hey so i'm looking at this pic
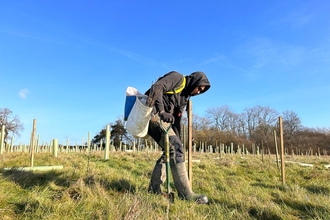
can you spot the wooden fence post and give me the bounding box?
[274,130,280,170]
[30,119,36,167]
[182,124,186,161]
[104,124,110,160]
[187,100,193,187]
[0,125,5,154]
[36,135,39,153]
[279,117,285,185]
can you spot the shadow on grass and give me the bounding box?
[250,182,286,191]
[1,169,69,189]
[82,174,136,194]
[98,177,137,194]
[209,198,283,220]
[1,169,136,195]
[304,185,330,195]
[272,197,330,219]
[13,200,41,215]
[248,207,283,220]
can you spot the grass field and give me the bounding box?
[0,151,329,220]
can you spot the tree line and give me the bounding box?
[1,106,329,155]
[190,105,330,155]
[91,105,329,155]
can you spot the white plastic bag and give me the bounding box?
[126,94,152,138]
[126,86,142,96]
[124,87,147,121]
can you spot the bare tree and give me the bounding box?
[242,106,278,143]
[0,108,24,142]
[257,106,279,140]
[227,112,244,135]
[282,110,302,143]
[192,113,212,131]
[206,105,232,131]
[237,113,248,137]
[242,106,261,139]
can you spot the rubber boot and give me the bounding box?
[170,161,208,204]
[148,162,166,194]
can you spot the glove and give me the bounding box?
[159,112,175,124]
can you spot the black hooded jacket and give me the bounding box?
[145,71,211,136]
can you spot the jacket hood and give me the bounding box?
[185,71,211,96]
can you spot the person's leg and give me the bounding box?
[168,135,209,204]
[147,116,208,203]
[148,155,166,194]
[147,117,169,194]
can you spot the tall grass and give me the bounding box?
[0,152,329,219]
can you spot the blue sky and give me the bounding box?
[1,1,329,145]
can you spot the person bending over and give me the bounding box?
[145,71,211,204]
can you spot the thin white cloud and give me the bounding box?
[199,55,226,66]
[234,37,306,71]
[0,29,170,70]
[280,8,313,28]
[107,46,163,68]
[19,88,29,99]
[0,29,79,48]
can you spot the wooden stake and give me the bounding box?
[30,119,36,167]
[274,130,280,170]
[104,124,110,160]
[0,125,5,154]
[182,124,186,161]
[187,100,193,187]
[279,117,285,185]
